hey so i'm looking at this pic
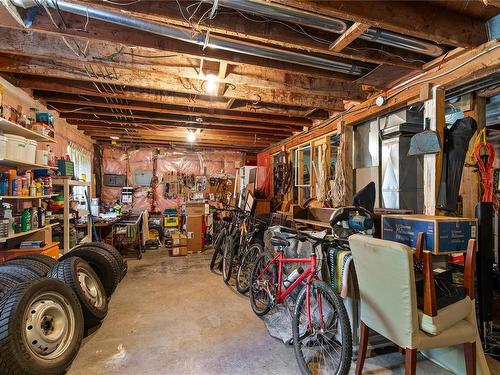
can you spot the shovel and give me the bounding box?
[408,117,441,156]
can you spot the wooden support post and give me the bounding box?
[459,94,486,218]
[423,86,445,215]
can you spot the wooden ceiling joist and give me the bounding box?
[329,23,371,52]
[59,109,298,132]
[91,137,263,152]
[9,76,308,117]
[0,9,360,81]
[74,0,427,69]
[35,92,310,127]
[0,54,348,110]
[0,26,367,97]
[268,0,487,47]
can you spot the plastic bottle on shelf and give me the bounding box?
[35,179,43,197]
[2,203,14,236]
[21,175,28,196]
[21,208,31,232]
[0,172,8,196]
[29,180,36,197]
[7,169,16,196]
[11,177,18,196]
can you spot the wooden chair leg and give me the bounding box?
[404,348,417,375]
[356,321,369,375]
[464,342,476,375]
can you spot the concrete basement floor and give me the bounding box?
[67,248,499,375]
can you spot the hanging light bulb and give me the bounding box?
[187,130,196,143]
[205,73,218,94]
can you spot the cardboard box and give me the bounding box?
[186,215,204,252]
[382,214,477,254]
[171,232,187,246]
[169,246,187,257]
[185,202,208,216]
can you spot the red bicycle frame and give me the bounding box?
[257,250,323,330]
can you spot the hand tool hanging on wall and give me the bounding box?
[408,117,442,156]
[473,128,495,202]
[436,117,477,212]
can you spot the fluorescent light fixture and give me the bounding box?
[187,130,196,143]
[110,135,120,140]
[205,73,218,94]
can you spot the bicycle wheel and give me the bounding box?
[292,280,352,375]
[236,242,263,294]
[249,252,276,316]
[210,230,225,271]
[222,236,236,283]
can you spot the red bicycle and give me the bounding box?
[249,228,352,375]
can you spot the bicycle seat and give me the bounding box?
[271,237,290,248]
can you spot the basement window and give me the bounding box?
[67,143,92,205]
[295,145,311,203]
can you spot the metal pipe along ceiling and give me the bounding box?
[11,0,371,76]
[209,0,444,57]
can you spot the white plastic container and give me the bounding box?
[0,134,6,160]
[5,134,27,161]
[35,149,49,165]
[25,139,37,164]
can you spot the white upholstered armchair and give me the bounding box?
[348,234,478,375]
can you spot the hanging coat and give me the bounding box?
[436,117,478,212]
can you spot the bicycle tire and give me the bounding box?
[292,280,352,375]
[236,242,263,294]
[249,252,276,317]
[209,230,225,271]
[222,236,236,284]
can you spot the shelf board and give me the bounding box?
[0,194,57,200]
[0,157,57,170]
[0,223,58,242]
[0,117,55,143]
[52,179,91,187]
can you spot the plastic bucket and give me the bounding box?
[5,134,27,161]
[35,149,49,165]
[0,134,6,160]
[26,139,38,163]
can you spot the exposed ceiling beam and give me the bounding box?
[9,75,308,117]
[0,54,348,109]
[268,0,487,47]
[74,0,426,69]
[4,10,363,80]
[92,137,264,151]
[36,93,310,127]
[329,23,370,52]
[57,108,298,132]
[0,27,365,97]
[63,115,298,135]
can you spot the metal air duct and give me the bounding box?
[11,0,370,76]
[206,0,444,57]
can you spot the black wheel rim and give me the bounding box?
[295,285,347,375]
[250,256,274,314]
[237,245,261,292]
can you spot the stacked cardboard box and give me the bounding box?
[184,202,207,253]
[165,231,187,257]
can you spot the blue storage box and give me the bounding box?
[382,215,477,254]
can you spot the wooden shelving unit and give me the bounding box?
[0,157,57,170]
[0,194,57,200]
[0,223,58,242]
[0,117,55,143]
[52,179,92,253]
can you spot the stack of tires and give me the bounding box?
[0,242,127,374]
